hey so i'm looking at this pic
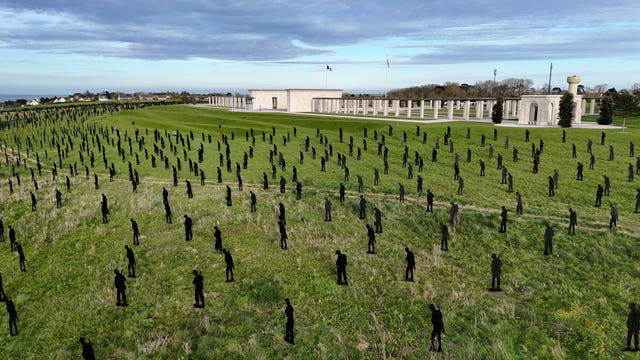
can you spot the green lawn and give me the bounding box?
[0,105,639,359]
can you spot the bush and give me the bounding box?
[558,93,574,128]
[491,100,503,124]
[598,96,614,125]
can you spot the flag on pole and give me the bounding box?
[386,59,390,68]
[326,65,332,71]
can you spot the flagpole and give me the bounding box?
[325,67,328,89]
[384,55,389,100]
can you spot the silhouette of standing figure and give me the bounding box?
[440,224,449,251]
[278,202,286,225]
[366,224,376,254]
[79,337,95,360]
[16,242,25,272]
[339,183,346,203]
[226,185,232,206]
[610,203,618,229]
[94,174,99,190]
[0,272,5,301]
[131,219,140,245]
[125,245,136,277]
[280,176,286,193]
[374,207,382,233]
[595,184,603,207]
[184,215,193,241]
[626,303,640,351]
[279,220,288,250]
[490,253,502,291]
[568,208,577,235]
[250,191,257,212]
[515,192,523,215]
[101,194,109,223]
[324,197,332,221]
[0,218,4,243]
[9,225,16,252]
[429,304,445,352]
[284,298,295,344]
[499,206,507,233]
[548,176,555,197]
[404,247,415,281]
[359,196,366,219]
[214,226,223,252]
[186,180,193,199]
[336,250,348,285]
[6,297,18,336]
[192,270,205,308]
[223,249,234,282]
[543,223,554,255]
[426,190,434,212]
[635,188,640,213]
[31,192,37,211]
[55,189,62,208]
[114,269,127,306]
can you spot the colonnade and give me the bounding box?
[311,98,523,120]
[208,96,245,109]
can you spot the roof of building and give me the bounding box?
[248,89,343,92]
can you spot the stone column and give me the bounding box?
[407,100,412,118]
[512,101,518,117]
[447,100,454,120]
[455,100,460,110]
[590,99,595,115]
[353,100,358,114]
[463,100,470,120]
[383,100,389,116]
[476,100,484,119]
[429,100,433,109]
[394,100,400,117]
[363,99,369,115]
[433,100,440,119]
[581,99,587,114]
[504,100,511,119]
[420,100,425,118]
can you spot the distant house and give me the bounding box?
[78,97,91,102]
[53,97,67,103]
[27,98,40,106]
[142,93,171,101]
[118,94,134,101]
[98,95,109,102]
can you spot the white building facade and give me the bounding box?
[248,89,342,113]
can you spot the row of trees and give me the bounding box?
[386,79,536,99]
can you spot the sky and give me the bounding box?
[0,0,639,95]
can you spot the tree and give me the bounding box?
[558,93,574,127]
[598,96,614,125]
[491,100,503,124]
[615,90,639,126]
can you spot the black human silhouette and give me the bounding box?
[595,184,604,207]
[55,189,62,208]
[284,298,295,344]
[490,253,502,291]
[226,185,232,206]
[366,224,376,254]
[9,225,16,252]
[449,202,459,227]
[429,304,445,352]
[79,337,95,360]
[515,192,523,215]
[339,183,346,203]
[548,176,555,197]
[295,181,302,200]
[184,215,193,241]
[94,174,99,189]
[610,203,618,229]
[164,200,172,224]
[192,270,205,308]
[223,249,234,282]
[576,162,583,181]
[543,223,554,255]
[186,180,193,198]
[250,191,257,212]
[0,218,4,242]
[440,224,449,251]
[30,191,37,211]
[359,195,366,219]
[280,176,286,193]
[324,197,332,221]
[6,297,18,336]
[568,208,577,235]
[335,250,348,285]
[604,176,611,196]
[131,219,140,245]
[125,245,136,277]
[279,220,288,250]
[0,272,5,301]
[627,303,640,351]
[100,194,109,223]
[426,190,434,212]
[399,183,405,202]
[499,206,507,233]
[278,202,286,225]
[374,207,382,233]
[404,247,415,281]
[635,188,640,213]
[16,242,25,272]
[114,269,127,306]
[214,226,223,252]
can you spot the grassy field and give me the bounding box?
[1,105,640,359]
